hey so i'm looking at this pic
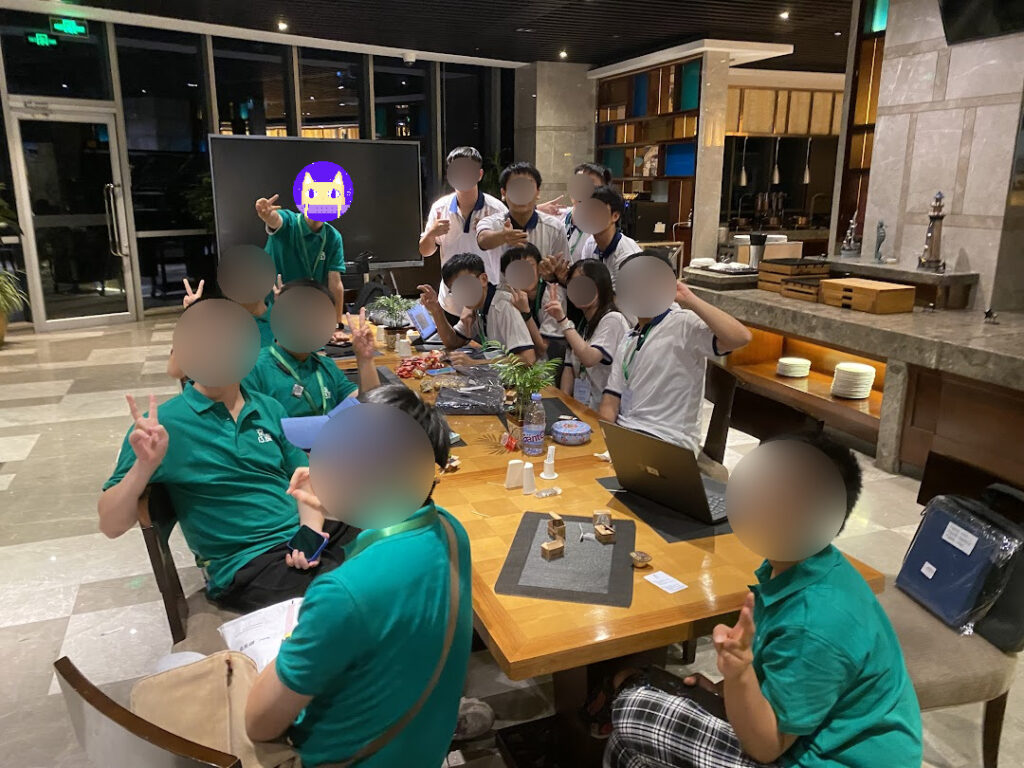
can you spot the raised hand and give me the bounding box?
[430,209,451,238]
[713,592,756,681]
[271,273,284,298]
[552,254,570,284]
[510,287,530,314]
[544,282,564,320]
[126,393,168,469]
[537,195,564,216]
[502,219,528,246]
[417,283,442,316]
[675,279,697,309]
[182,278,204,309]
[255,194,282,225]
[347,308,376,360]
[538,255,556,281]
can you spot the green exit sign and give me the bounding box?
[50,17,89,36]
[26,32,58,47]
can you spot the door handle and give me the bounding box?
[103,183,118,258]
[105,182,129,258]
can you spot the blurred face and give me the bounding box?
[616,255,676,320]
[166,348,184,380]
[447,158,483,192]
[726,441,848,562]
[573,198,615,235]
[270,285,335,354]
[218,245,276,305]
[448,271,488,309]
[569,172,602,205]
[172,299,260,387]
[505,258,538,290]
[504,174,539,208]
[567,272,598,311]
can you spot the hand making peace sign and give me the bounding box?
[181,278,204,309]
[254,193,282,225]
[347,308,376,361]
[125,393,168,469]
[543,282,564,320]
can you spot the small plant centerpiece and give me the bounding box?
[368,294,416,351]
[0,269,28,347]
[483,341,561,422]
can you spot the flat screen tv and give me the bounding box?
[940,0,1024,45]
[209,135,423,268]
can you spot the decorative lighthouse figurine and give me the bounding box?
[839,212,861,259]
[918,192,946,272]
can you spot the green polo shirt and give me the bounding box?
[102,385,307,597]
[242,344,357,417]
[751,545,922,767]
[254,308,274,347]
[264,209,345,286]
[276,504,473,768]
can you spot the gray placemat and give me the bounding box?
[597,476,732,543]
[494,512,636,607]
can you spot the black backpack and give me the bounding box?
[975,484,1024,652]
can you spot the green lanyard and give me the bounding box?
[270,346,328,415]
[344,506,440,561]
[302,226,328,279]
[533,279,546,321]
[621,323,656,382]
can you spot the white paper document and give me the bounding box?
[217,597,303,672]
[644,570,688,594]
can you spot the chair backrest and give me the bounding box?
[729,384,824,442]
[54,657,240,768]
[144,483,178,545]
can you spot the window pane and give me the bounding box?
[0,10,111,99]
[136,233,216,309]
[442,63,487,156]
[116,25,209,231]
[299,49,362,139]
[374,56,433,211]
[213,38,291,136]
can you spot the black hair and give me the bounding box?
[566,259,618,340]
[591,185,625,219]
[574,162,612,185]
[446,146,483,166]
[363,384,451,469]
[499,161,542,190]
[277,278,335,305]
[767,432,864,524]
[440,252,486,285]
[620,248,673,270]
[500,242,542,274]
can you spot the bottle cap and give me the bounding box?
[532,393,541,401]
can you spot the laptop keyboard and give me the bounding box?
[706,493,728,521]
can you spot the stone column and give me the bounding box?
[514,62,596,200]
[876,359,909,473]
[691,52,730,261]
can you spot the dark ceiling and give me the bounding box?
[81,1,855,72]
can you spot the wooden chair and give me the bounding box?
[880,451,1021,767]
[702,362,824,464]
[139,484,190,644]
[54,656,241,768]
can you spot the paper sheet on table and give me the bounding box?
[217,597,303,672]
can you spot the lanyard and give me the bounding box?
[533,278,545,321]
[621,323,656,382]
[302,226,328,278]
[344,506,440,561]
[270,347,328,414]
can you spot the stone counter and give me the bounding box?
[692,287,1024,392]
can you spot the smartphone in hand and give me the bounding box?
[287,525,329,563]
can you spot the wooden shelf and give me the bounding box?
[596,108,699,127]
[727,361,882,442]
[598,137,697,150]
[613,174,696,181]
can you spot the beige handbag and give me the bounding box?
[131,651,300,768]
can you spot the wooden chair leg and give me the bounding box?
[679,639,697,665]
[983,691,1009,768]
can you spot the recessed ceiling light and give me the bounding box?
[277,20,288,31]
[515,27,535,33]
[559,50,568,59]
[834,30,843,36]
[141,89,147,94]
[309,95,314,100]
[401,80,407,85]
[779,10,790,20]
[187,81,198,87]
[337,85,345,89]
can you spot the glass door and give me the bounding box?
[11,111,137,328]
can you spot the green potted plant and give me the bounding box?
[183,173,215,234]
[483,341,562,422]
[0,269,28,347]
[368,294,416,350]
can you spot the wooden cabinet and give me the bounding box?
[725,86,843,137]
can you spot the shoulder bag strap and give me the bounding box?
[321,514,461,768]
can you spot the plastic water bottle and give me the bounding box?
[521,393,546,457]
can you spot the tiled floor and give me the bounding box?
[0,318,1019,768]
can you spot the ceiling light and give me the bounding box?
[187,82,198,87]
[515,27,535,33]
[277,20,288,31]
[338,102,345,106]
[141,89,147,94]
[337,85,345,89]
[61,83,68,89]
[834,30,843,36]
[401,80,407,85]
[779,11,790,20]
[559,50,568,59]
[335,70,342,76]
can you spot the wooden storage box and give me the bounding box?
[781,276,822,302]
[758,258,831,277]
[820,278,916,314]
[736,241,804,264]
[757,271,784,293]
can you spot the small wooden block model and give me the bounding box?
[547,511,566,539]
[595,523,616,544]
[593,510,612,528]
[540,539,565,560]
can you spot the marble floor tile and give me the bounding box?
[140,359,169,375]
[149,330,174,342]
[0,433,40,462]
[835,529,913,578]
[72,567,204,615]
[0,379,73,401]
[153,321,177,330]
[0,617,70,708]
[891,523,923,541]
[834,514,887,540]
[854,478,925,529]
[0,386,177,428]
[52,601,172,692]
[0,473,13,490]
[0,583,78,629]
[0,529,154,589]
[84,346,169,364]
[0,691,92,768]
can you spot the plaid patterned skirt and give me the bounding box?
[604,685,778,768]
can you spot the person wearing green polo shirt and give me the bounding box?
[182,276,275,348]
[245,384,473,768]
[243,281,380,417]
[604,434,922,768]
[256,193,348,344]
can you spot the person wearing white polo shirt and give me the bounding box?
[600,251,751,457]
[578,186,642,290]
[477,161,570,364]
[419,147,507,320]
[539,162,613,263]
[417,252,536,365]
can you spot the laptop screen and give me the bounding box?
[406,302,437,341]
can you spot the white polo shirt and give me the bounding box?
[477,209,570,273]
[604,306,725,453]
[452,284,534,355]
[580,230,643,290]
[565,310,631,411]
[424,191,507,314]
[564,209,590,263]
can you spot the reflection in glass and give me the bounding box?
[374,56,434,210]
[136,233,216,309]
[214,38,291,136]
[442,63,486,154]
[20,121,128,319]
[300,49,362,139]
[0,10,111,99]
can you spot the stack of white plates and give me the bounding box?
[831,362,876,399]
[777,357,811,378]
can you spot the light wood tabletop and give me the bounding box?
[335,344,885,682]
